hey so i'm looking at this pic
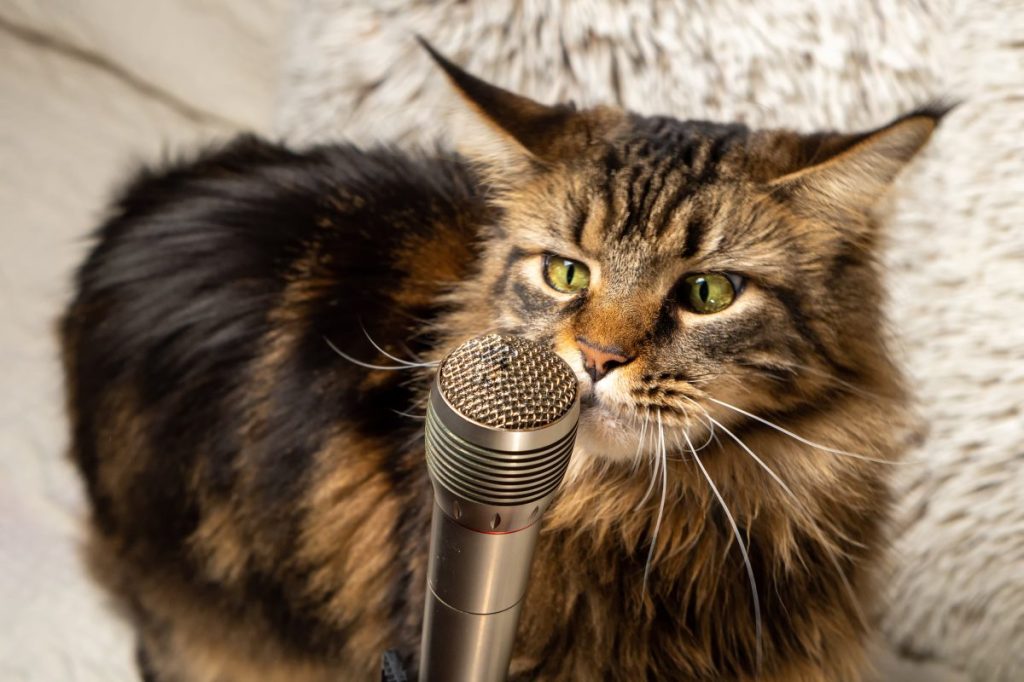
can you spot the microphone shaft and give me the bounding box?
[417,335,579,681]
[419,504,540,681]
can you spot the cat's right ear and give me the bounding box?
[419,38,618,181]
[768,105,951,222]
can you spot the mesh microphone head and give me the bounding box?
[426,334,580,528]
[438,334,577,430]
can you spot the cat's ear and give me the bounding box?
[770,105,952,218]
[419,38,616,179]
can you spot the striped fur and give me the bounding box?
[61,54,945,680]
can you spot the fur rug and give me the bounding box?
[277,1,1024,680]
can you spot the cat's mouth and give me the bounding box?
[577,392,666,460]
[557,348,705,461]
[576,399,642,460]
[575,387,713,463]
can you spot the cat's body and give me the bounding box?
[62,48,942,681]
[62,139,483,679]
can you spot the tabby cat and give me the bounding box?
[61,42,945,681]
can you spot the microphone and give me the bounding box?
[419,334,580,681]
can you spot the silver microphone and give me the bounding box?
[419,334,580,681]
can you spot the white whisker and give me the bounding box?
[630,410,651,475]
[397,339,432,364]
[642,412,668,594]
[636,410,662,510]
[325,336,430,371]
[399,429,425,451]
[706,396,898,465]
[392,409,426,421]
[683,429,763,675]
[361,325,438,368]
[661,409,714,460]
[759,359,891,403]
[690,412,716,452]
[705,413,798,503]
[686,400,868,643]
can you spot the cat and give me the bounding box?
[60,40,946,681]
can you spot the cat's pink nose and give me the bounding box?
[576,336,634,383]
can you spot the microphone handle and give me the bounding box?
[419,501,541,681]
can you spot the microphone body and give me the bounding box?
[419,335,580,681]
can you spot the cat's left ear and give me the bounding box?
[419,38,620,179]
[770,105,952,218]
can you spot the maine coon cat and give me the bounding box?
[61,42,945,681]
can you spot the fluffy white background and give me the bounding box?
[0,2,288,679]
[280,1,1023,680]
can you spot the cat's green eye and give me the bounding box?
[682,273,737,314]
[543,255,590,294]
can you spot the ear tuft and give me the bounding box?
[895,100,959,126]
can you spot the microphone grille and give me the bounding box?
[439,334,577,430]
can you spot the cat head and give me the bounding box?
[423,40,946,464]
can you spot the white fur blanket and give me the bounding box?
[278,1,1024,680]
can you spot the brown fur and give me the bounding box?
[61,47,946,680]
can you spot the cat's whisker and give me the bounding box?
[664,428,686,461]
[700,410,800,505]
[683,428,764,675]
[636,427,661,511]
[360,325,439,368]
[690,411,716,452]
[381,331,434,364]
[653,405,713,460]
[705,396,900,466]
[738,359,896,404]
[634,448,659,507]
[690,401,870,626]
[399,429,425,451]
[630,410,651,475]
[664,435,692,461]
[642,412,668,595]
[391,409,426,421]
[324,336,432,371]
[694,404,817,533]
[399,341,434,364]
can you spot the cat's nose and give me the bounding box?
[576,336,635,383]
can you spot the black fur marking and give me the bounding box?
[512,281,558,317]
[136,643,158,682]
[649,300,679,344]
[616,165,645,239]
[382,434,433,651]
[491,245,528,299]
[737,359,800,395]
[770,287,851,378]
[243,568,346,658]
[651,179,697,237]
[570,204,588,247]
[628,170,657,237]
[680,215,707,260]
[828,248,863,284]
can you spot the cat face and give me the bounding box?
[426,42,941,463]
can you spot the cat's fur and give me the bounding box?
[61,45,944,681]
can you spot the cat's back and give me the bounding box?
[62,133,484,526]
[64,135,480,361]
[59,136,484,676]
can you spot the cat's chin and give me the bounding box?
[573,402,712,469]
[574,404,650,462]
